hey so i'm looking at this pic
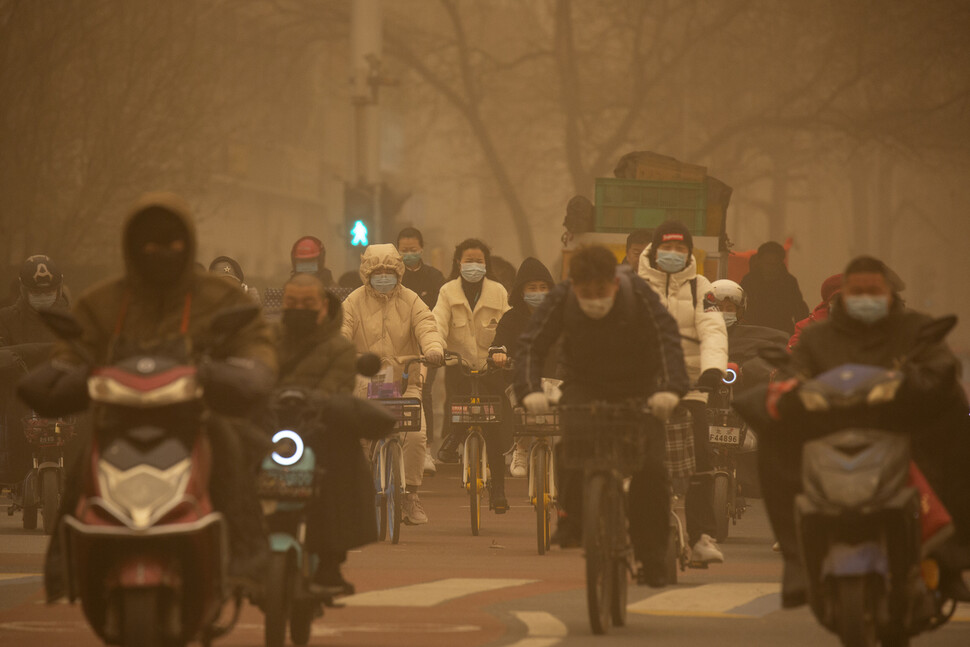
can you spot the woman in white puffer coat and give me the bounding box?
[342,243,444,526]
[638,220,728,566]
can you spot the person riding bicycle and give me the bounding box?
[704,279,789,390]
[18,193,277,600]
[735,255,970,607]
[489,257,557,477]
[515,245,689,586]
[433,238,511,510]
[276,272,380,597]
[0,255,71,483]
[342,244,444,526]
[638,220,729,566]
[209,255,261,305]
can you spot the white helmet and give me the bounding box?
[706,279,747,313]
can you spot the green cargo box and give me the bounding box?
[594,178,707,235]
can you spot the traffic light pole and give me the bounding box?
[351,0,382,245]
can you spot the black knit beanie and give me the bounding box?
[648,220,693,266]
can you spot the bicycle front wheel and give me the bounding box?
[467,434,483,536]
[387,441,404,544]
[584,473,614,635]
[534,443,551,555]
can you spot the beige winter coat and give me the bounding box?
[638,244,728,402]
[433,276,509,369]
[341,244,444,396]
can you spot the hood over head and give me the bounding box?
[820,273,842,303]
[509,257,555,308]
[359,243,405,287]
[123,192,196,289]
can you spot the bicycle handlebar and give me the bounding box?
[442,350,513,376]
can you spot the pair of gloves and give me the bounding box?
[521,390,682,423]
[424,349,444,366]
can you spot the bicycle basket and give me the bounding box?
[558,402,653,474]
[372,397,423,431]
[449,395,502,424]
[512,409,560,436]
[22,416,77,446]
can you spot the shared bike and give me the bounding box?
[559,401,659,635]
[512,408,560,555]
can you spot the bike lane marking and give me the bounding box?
[627,582,780,618]
[342,577,536,607]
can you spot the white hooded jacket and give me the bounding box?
[638,244,728,401]
[341,244,444,397]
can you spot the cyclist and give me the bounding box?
[622,229,652,272]
[209,255,261,305]
[342,244,444,525]
[638,220,729,565]
[515,245,688,586]
[704,279,789,390]
[397,227,446,475]
[489,257,557,477]
[433,238,511,511]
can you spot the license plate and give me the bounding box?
[709,426,741,445]
[257,469,314,500]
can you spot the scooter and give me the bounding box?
[9,412,75,533]
[704,362,750,542]
[767,316,961,646]
[40,306,259,647]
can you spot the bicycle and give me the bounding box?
[512,408,560,555]
[367,356,428,544]
[559,400,659,635]
[444,350,507,536]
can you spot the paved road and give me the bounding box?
[1,465,969,646]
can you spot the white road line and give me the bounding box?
[628,582,780,618]
[342,577,535,607]
[505,611,567,647]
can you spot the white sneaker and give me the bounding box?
[509,446,529,478]
[691,533,724,564]
[423,447,437,475]
[403,492,429,525]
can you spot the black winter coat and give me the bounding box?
[401,263,446,310]
[740,270,809,334]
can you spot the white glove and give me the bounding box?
[424,349,443,366]
[523,392,551,415]
[647,391,680,423]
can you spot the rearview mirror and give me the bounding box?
[356,353,382,378]
[209,304,260,338]
[916,315,957,346]
[38,309,83,341]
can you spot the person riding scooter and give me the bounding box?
[735,255,970,607]
[18,192,278,600]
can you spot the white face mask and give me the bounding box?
[577,295,615,320]
[28,292,58,310]
[721,312,738,327]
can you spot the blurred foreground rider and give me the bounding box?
[275,273,372,596]
[19,193,277,600]
[515,245,688,586]
[739,256,970,606]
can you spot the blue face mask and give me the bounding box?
[523,292,547,309]
[460,262,486,283]
[656,250,688,274]
[294,260,318,274]
[370,274,398,294]
[843,295,890,324]
[402,252,422,269]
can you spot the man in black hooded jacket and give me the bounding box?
[738,256,970,607]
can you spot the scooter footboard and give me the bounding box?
[62,513,227,644]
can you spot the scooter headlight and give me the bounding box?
[723,368,738,385]
[271,430,304,467]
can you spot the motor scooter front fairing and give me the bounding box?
[60,355,227,646]
[794,365,924,632]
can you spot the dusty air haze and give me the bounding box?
[2,0,969,354]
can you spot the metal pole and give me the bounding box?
[350,0,382,243]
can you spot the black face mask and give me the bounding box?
[282,309,320,338]
[134,249,188,287]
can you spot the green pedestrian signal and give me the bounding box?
[350,220,369,247]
